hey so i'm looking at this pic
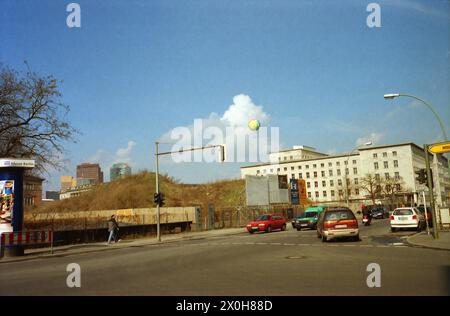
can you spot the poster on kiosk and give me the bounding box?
[0,158,35,235]
[0,180,15,234]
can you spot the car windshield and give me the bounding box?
[256,215,270,221]
[304,212,318,218]
[325,211,354,221]
[393,209,413,215]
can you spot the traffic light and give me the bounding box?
[415,169,427,184]
[153,192,160,205]
[415,169,433,188]
[219,145,226,162]
[153,192,165,207]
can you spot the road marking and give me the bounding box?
[283,243,296,246]
[391,243,405,246]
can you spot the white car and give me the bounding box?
[390,207,425,232]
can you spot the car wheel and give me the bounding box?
[353,235,360,242]
[417,224,422,232]
[266,226,272,233]
[297,227,301,231]
[321,235,327,242]
[391,227,396,232]
[248,230,254,234]
[317,232,321,238]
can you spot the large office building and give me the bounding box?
[76,163,104,185]
[240,143,450,208]
[23,174,44,209]
[110,162,132,181]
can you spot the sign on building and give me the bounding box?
[290,179,299,205]
[245,175,289,206]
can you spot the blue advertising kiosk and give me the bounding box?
[0,158,35,256]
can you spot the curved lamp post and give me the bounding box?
[384,93,450,179]
[345,141,373,207]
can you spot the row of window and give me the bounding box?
[255,160,400,176]
[258,167,359,176]
[373,151,397,158]
[277,159,358,167]
[306,184,402,199]
[294,172,400,183]
[24,196,35,206]
[307,189,357,199]
[374,160,399,169]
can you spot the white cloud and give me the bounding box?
[356,133,384,146]
[160,94,271,143]
[114,140,136,164]
[220,94,270,127]
[159,94,275,163]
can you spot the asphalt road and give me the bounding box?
[1,218,449,295]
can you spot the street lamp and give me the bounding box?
[384,92,450,184]
[345,141,372,208]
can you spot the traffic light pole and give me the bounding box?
[424,144,439,239]
[155,142,161,242]
[154,143,225,242]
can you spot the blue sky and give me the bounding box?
[1,0,449,190]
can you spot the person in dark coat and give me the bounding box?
[107,215,120,244]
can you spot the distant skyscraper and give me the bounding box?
[110,163,132,181]
[76,163,104,185]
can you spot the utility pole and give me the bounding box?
[423,144,439,239]
[155,141,161,242]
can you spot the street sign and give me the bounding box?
[289,179,299,205]
[428,141,450,154]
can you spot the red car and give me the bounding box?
[246,214,287,234]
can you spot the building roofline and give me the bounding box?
[272,147,327,155]
[240,153,360,169]
[357,142,422,152]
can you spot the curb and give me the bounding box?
[405,232,450,251]
[0,229,246,264]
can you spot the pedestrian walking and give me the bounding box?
[107,215,120,244]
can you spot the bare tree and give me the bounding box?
[358,173,382,205]
[380,176,407,207]
[0,63,78,172]
[336,175,358,204]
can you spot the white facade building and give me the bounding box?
[240,143,450,208]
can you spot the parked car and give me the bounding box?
[296,207,325,230]
[246,214,286,234]
[316,207,359,242]
[390,207,425,232]
[370,207,389,219]
[417,205,433,228]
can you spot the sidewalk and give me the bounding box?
[407,230,450,251]
[0,227,246,263]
